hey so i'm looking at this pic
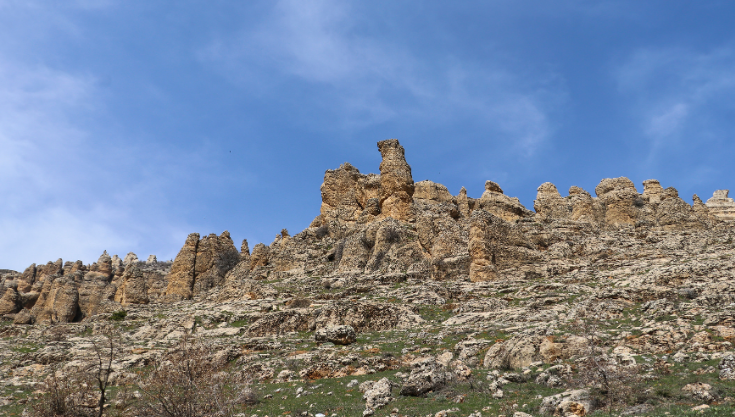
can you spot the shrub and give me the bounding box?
[133,335,255,417]
[110,310,127,321]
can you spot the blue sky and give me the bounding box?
[2,1,735,270]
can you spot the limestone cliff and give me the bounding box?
[4,138,735,323]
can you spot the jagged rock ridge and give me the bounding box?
[2,139,734,323]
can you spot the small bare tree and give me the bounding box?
[134,335,253,417]
[570,317,642,409]
[30,330,120,417]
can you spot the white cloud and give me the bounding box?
[198,0,560,156]
[617,46,735,150]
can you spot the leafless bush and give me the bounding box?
[30,331,119,417]
[570,318,643,409]
[133,335,255,417]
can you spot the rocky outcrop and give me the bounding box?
[123,252,139,266]
[469,210,536,282]
[595,177,641,227]
[706,190,735,221]
[32,277,79,323]
[378,139,414,222]
[164,232,239,300]
[477,181,534,222]
[0,287,21,315]
[414,180,453,204]
[164,233,199,300]
[114,263,148,305]
[98,251,113,278]
[534,182,570,222]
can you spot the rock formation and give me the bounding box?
[3,138,735,417]
[164,231,239,300]
[377,139,414,222]
[706,190,735,221]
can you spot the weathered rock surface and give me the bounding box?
[399,356,451,396]
[706,190,735,221]
[3,138,735,417]
[165,231,238,300]
[315,324,356,345]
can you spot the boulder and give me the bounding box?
[315,325,357,345]
[361,377,394,413]
[719,354,735,380]
[484,335,545,369]
[539,389,593,416]
[682,382,716,403]
[399,356,451,396]
[145,255,157,264]
[13,309,34,325]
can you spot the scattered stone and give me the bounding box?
[315,325,357,345]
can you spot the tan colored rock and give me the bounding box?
[414,180,453,204]
[456,187,473,218]
[568,186,603,224]
[123,252,139,265]
[114,263,148,305]
[337,232,372,272]
[13,308,34,325]
[34,278,80,323]
[20,263,37,285]
[164,231,239,299]
[378,139,414,221]
[595,177,641,226]
[192,231,240,294]
[0,287,21,315]
[250,243,270,269]
[484,335,544,369]
[36,259,63,283]
[146,254,157,264]
[469,210,498,282]
[98,251,113,278]
[478,180,533,222]
[706,190,735,221]
[693,194,710,219]
[320,162,365,225]
[642,179,665,204]
[469,210,536,282]
[656,187,704,230]
[164,233,199,300]
[78,271,117,318]
[240,239,251,263]
[533,182,570,221]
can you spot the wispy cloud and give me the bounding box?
[198,0,562,156]
[616,45,735,161]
